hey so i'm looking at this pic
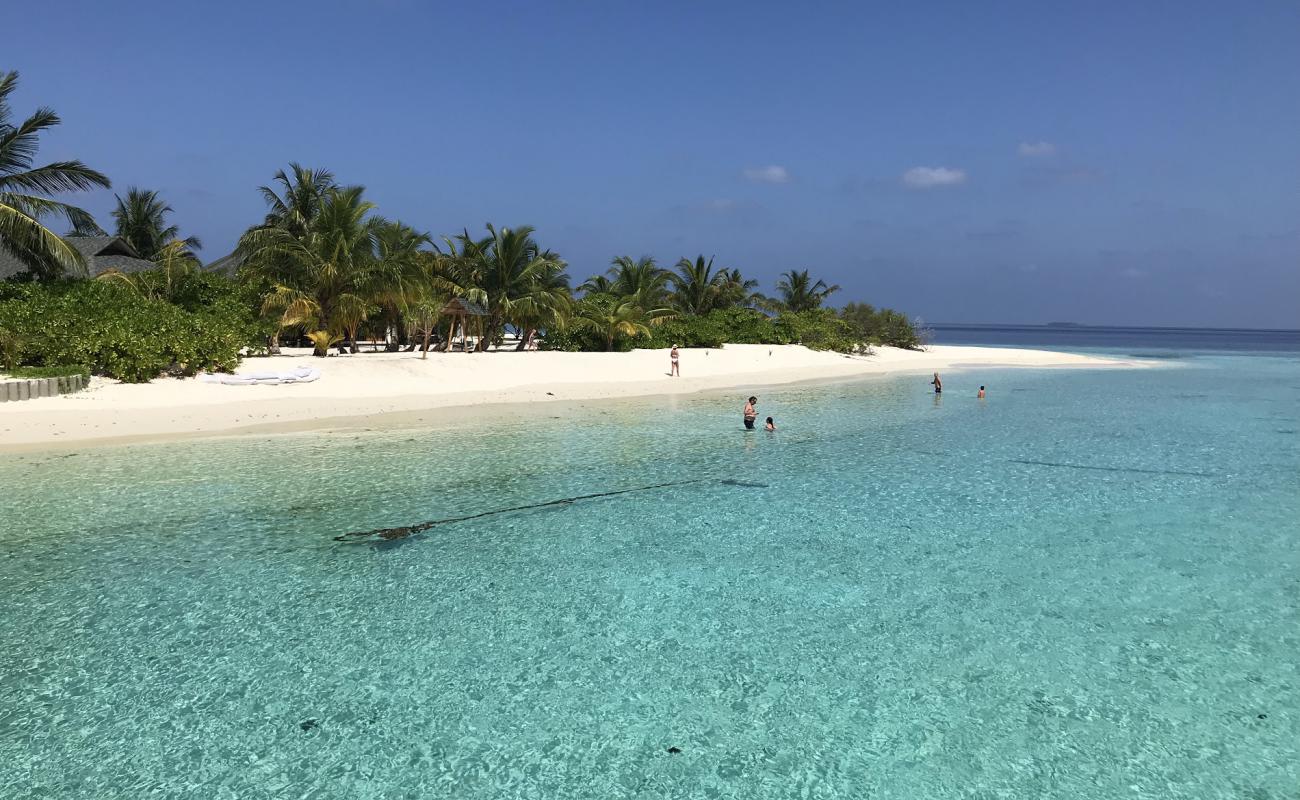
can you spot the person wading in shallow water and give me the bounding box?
[931,372,943,394]
[743,396,758,430]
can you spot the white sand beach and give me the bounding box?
[0,344,1144,450]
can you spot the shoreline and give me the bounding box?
[0,344,1151,453]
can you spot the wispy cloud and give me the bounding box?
[742,165,790,184]
[901,166,966,189]
[1018,141,1056,158]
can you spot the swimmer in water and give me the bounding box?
[765,416,776,431]
[978,385,985,399]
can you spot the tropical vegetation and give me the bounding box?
[0,71,111,280]
[0,74,923,382]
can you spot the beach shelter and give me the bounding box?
[439,297,489,352]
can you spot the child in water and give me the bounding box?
[978,385,985,399]
[764,417,776,431]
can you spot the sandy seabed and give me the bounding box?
[0,344,1146,451]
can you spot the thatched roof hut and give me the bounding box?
[440,297,489,352]
[0,236,155,280]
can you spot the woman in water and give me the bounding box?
[764,417,776,431]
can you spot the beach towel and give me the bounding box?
[200,366,321,385]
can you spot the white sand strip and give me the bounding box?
[0,344,1147,450]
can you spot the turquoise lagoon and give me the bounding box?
[2,352,1298,798]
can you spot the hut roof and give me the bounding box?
[0,236,155,280]
[440,297,488,316]
[203,250,245,276]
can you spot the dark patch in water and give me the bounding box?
[667,746,682,754]
[299,718,319,732]
[1008,459,1214,478]
[1127,352,1185,360]
[337,477,768,544]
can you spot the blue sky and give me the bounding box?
[9,0,1299,326]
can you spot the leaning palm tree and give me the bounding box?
[111,187,201,262]
[0,71,111,279]
[572,295,674,351]
[773,269,840,312]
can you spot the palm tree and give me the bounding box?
[578,273,613,295]
[0,71,111,279]
[237,164,338,352]
[572,295,674,351]
[238,186,380,355]
[452,224,571,351]
[96,240,196,302]
[773,269,840,312]
[258,163,335,237]
[608,255,671,308]
[111,188,201,262]
[715,268,760,309]
[369,218,433,348]
[670,255,725,315]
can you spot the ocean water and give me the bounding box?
[930,323,1300,354]
[2,351,1299,798]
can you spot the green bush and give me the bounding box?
[0,275,263,383]
[839,302,921,349]
[777,309,859,352]
[5,364,90,379]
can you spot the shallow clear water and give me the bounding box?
[2,355,1299,799]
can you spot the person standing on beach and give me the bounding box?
[743,396,758,430]
[670,345,680,377]
[931,372,943,394]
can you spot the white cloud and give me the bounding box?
[1018,141,1056,158]
[901,166,967,189]
[742,165,790,184]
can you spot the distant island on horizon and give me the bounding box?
[929,322,1300,333]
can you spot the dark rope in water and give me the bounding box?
[335,478,767,544]
[1006,459,1215,478]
